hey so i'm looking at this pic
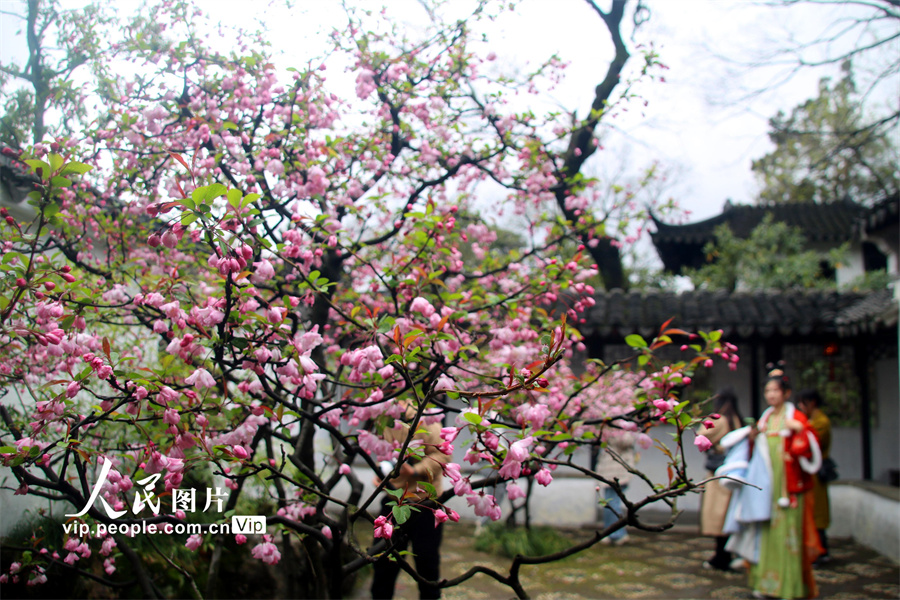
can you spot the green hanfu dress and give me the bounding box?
[749,429,807,599]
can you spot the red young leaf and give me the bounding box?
[167,151,191,172]
[659,317,674,334]
[664,328,690,337]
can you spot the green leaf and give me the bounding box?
[60,161,93,176]
[24,159,51,178]
[385,488,403,499]
[48,153,65,172]
[241,193,261,208]
[192,183,227,204]
[227,188,242,209]
[625,334,647,348]
[392,504,411,525]
[222,121,238,130]
[463,412,483,425]
[2,252,24,265]
[50,176,72,188]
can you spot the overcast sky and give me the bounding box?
[227,0,893,222]
[2,0,896,223]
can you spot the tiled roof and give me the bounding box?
[580,289,880,341]
[652,200,864,244]
[650,200,866,274]
[858,194,899,236]
[0,146,41,204]
[835,289,899,336]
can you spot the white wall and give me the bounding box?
[828,484,900,563]
[872,357,900,485]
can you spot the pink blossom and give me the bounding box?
[498,460,522,480]
[101,537,117,556]
[185,368,216,389]
[409,296,436,317]
[694,434,713,453]
[443,462,461,482]
[321,525,333,540]
[373,515,393,539]
[339,463,351,475]
[161,229,178,249]
[653,399,675,413]
[433,509,450,528]
[453,476,473,496]
[440,427,460,443]
[467,493,501,521]
[158,386,179,404]
[144,451,168,474]
[266,306,286,323]
[251,535,281,565]
[535,468,553,486]
[636,433,653,450]
[163,408,180,425]
[185,534,203,551]
[235,534,247,545]
[506,482,526,500]
[507,437,534,462]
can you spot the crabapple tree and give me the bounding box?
[0,0,735,598]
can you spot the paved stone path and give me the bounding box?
[354,524,899,599]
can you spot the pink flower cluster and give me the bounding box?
[251,534,281,565]
[340,345,393,383]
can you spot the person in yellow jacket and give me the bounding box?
[371,401,448,599]
[797,388,832,564]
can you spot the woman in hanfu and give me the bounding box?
[748,366,824,599]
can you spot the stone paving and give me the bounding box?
[353,524,900,599]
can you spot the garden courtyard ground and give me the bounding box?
[351,523,900,599]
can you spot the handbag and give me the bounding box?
[705,450,726,472]
[818,457,838,483]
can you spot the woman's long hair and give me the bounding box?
[713,386,743,429]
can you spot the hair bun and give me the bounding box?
[766,360,787,379]
[765,361,790,385]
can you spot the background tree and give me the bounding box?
[751,63,900,205]
[0,0,113,147]
[684,214,846,291]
